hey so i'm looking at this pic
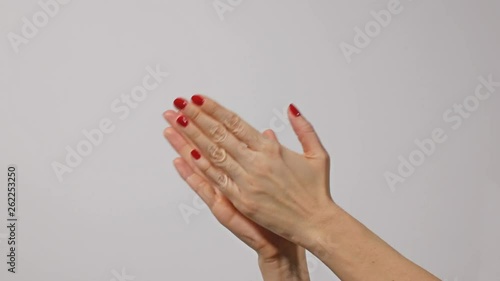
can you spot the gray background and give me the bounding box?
[1,0,499,280]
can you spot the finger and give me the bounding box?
[164,110,222,176]
[173,97,256,165]
[164,110,198,149]
[164,125,224,197]
[173,112,247,191]
[163,126,206,175]
[189,148,240,199]
[164,110,195,146]
[173,157,216,206]
[163,126,192,157]
[188,94,266,151]
[262,129,279,142]
[162,111,206,173]
[288,103,328,158]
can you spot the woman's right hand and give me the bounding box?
[167,96,335,249]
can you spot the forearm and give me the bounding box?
[258,247,310,281]
[300,202,439,281]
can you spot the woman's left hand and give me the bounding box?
[164,108,310,280]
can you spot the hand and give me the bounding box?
[164,94,440,281]
[164,111,310,281]
[165,94,333,247]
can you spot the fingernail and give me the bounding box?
[176,115,189,127]
[191,94,205,106]
[289,103,301,117]
[174,97,188,110]
[191,149,201,160]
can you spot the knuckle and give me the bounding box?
[318,150,330,163]
[190,128,202,141]
[270,140,280,153]
[215,172,229,190]
[216,173,228,187]
[207,144,227,164]
[298,121,314,134]
[209,124,228,143]
[191,109,202,122]
[252,159,272,176]
[197,181,212,193]
[236,141,248,154]
[236,142,256,160]
[324,151,331,162]
[249,182,266,196]
[246,149,258,162]
[224,113,244,134]
[226,161,241,176]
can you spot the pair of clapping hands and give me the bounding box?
[164,94,330,280]
[163,94,439,281]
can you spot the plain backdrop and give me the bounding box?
[1,0,499,280]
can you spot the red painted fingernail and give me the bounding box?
[289,103,301,117]
[176,115,189,127]
[174,97,188,110]
[191,149,201,160]
[191,94,205,106]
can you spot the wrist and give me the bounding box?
[295,199,441,280]
[296,200,345,258]
[257,248,310,281]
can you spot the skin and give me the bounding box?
[164,117,310,280]
[163,94,441,281]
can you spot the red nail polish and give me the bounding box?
[191,94,204,106]
[176,115,189,127]
[174,98,188,110]
[289,103,301,117]
[191,149,201,160]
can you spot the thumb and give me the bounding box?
[288,103,326,158]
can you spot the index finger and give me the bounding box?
[190,94,266,151]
